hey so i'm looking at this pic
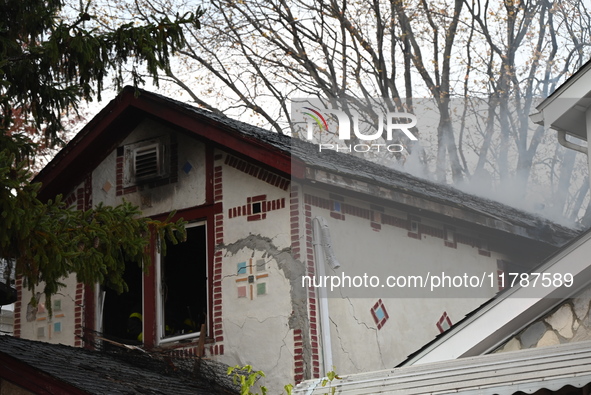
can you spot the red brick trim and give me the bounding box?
[211,212,224,351]
[443,225,457,249]
[13,278,22,338]
[293,328,305,383]
[225,155,290,191]
[214,166,223,202]
[64,191,77,208]
[290,186,301,263]
[228,195,286,221]
[74,282,84,347]
[304,198,320,379]
[436,311,452,333]
[381,213,409,229]
[209,344,224,356]
[291,186,308,384]
[304,193,494,254]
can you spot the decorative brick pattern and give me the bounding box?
[381,213,410,229]
[74,176,93,347]
[74,282,84,347]
[304,198,321,379]
[291,186,307,384]
[211,212,224,353]
[165,345,206,358]
[225,155,290,191]
[291,187,301,261]
[209,344,224,356]
[293,329,305,383]
[477,239,492,257]
[13,278,22,338]
[213,165,223,202]
[443,225,457,249]
[370,299,389,330]
[228,194,286,222]
[304,192,495,253]
[64,192,77,208]
[436,311,452,333]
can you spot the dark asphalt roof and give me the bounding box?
[152,90,579,246]
[35,86,581,246]
[0,335,236,394]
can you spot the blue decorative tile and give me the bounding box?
[182,161,193,174]
[237,261,247,275]
[375,306,385,321]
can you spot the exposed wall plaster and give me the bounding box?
[219,233,311,381]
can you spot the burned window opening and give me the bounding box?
[102,261,143,345]
[161,224,207,341]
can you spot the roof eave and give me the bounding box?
[34,87,297,200]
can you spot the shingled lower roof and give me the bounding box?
[0,335,236,394]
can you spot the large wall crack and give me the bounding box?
[220,234,311,379]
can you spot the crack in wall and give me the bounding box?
[329,317,360,371]
[220,234,311,380]
[335,295,389,369]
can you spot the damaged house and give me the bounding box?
[14,87,577,390]
[292,61,591,394]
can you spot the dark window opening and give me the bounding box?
[102,261,143,344]
[161,224,207,339]
[252,202,262,214]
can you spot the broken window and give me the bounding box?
[101,260,143,344]
[158,223,208,343]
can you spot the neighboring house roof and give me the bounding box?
[35,87,578,247]
[293,340,591,394]
[536,58,591,112]
[0,335,237,394]
[531,59,591,141]
[398,226,591,367]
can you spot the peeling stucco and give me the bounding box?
[220,234,311,379]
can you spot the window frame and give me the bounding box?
[156,220,208,345]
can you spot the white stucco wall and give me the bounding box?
[93,119,207,215]
[301,183,509,374]
[18,274,81,347]
[215,151,295,391]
